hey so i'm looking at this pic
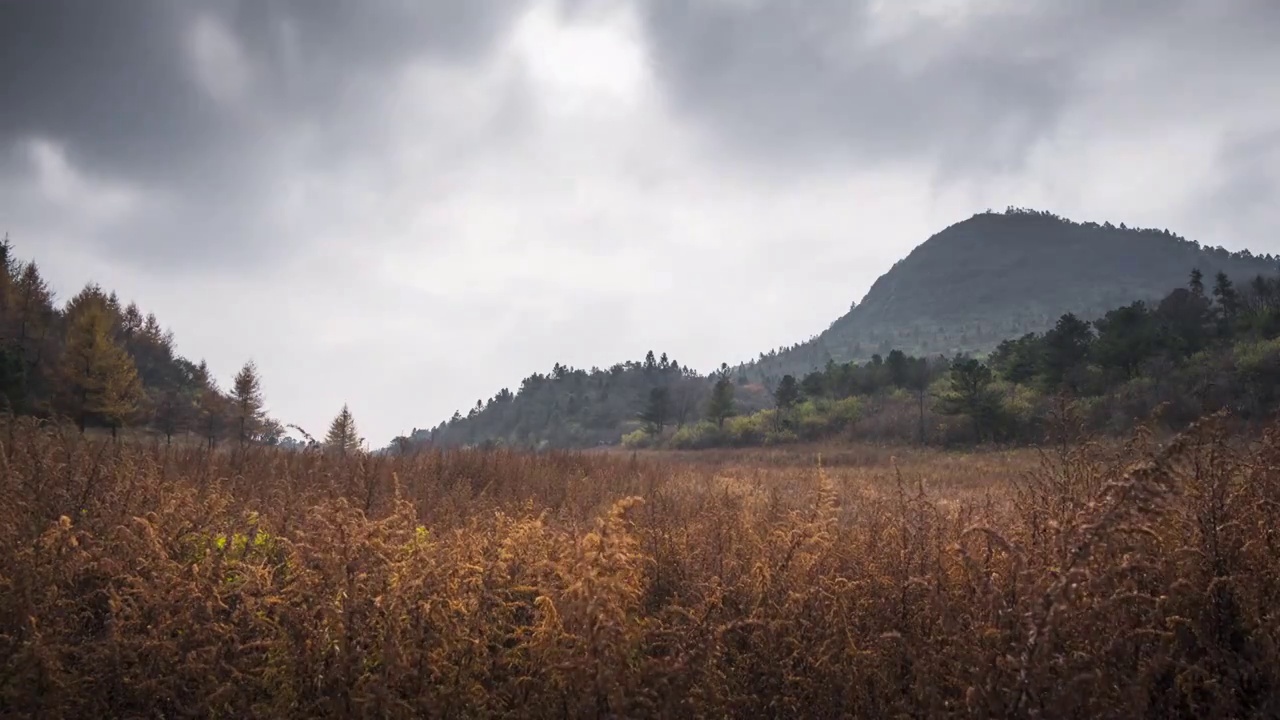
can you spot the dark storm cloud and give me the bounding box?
[635,0,1274,176]
[0,0,530,268]
[0,0,525,178]
[1,1,199,182]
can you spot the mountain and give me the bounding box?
[739,208,1279,384]
[407,207,1278,450]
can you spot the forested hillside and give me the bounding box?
[0,237,283,446]
[629,267,1280,451]
[409,209,1280,452]
[396,352,775,451]
[741,208,1279,385]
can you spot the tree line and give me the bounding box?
[398,350,753,451]
[0,237,365,453]
[958,267,1280,440]
[665,265,1280,448]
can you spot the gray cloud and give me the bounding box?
[0,0,532,269]
[636,0,1278,180]
[1195,128,1280,249]
[0,0,525,175]
[638,0,1069,175]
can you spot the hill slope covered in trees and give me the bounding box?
[742,208,1279,385]
[397,354,777,452]
[409,208,1278,451]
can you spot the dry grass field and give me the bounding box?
[2,414,1278,718]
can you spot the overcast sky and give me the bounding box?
[3,0,1278,444]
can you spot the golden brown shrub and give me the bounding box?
[0,416,1277,718]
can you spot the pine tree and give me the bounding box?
[772,374,801,430]
[8,262,56,411]
[231,360,265,444]
[885,349,909,387]
[773,374,800,411]
[14,262,56,352]
[1213,271,1239,330]
[190,360,219,443]
[937,356,1001,443]
[638,386,670,435]
[1189,267,1205,297]
[707,376,736,428]
[906,357,932,444]
[325,403,361,454]
[57,293,142,434]
[1041,313,1094,392]
[0,235,15,332]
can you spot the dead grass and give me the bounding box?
[1,414,1277,718]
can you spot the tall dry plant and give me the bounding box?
[0,414,1277,718]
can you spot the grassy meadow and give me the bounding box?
[2,416,1278,718]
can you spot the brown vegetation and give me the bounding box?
[1,412,1278,718]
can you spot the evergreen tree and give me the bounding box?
[57,293,142,434]
[905,356,932,444]
[1213,271,1239,330]
[773,374,800,411]
[189,360,226,449]
[989,333,1043,384]
[772,374,800,431]
[0,234,12,278]
[799,371,825,399]
[1189,268,1204,296]
[1041,313,1094,392]
[1093,302,1157,379]
[326,403,361,454]
[1154,288,1212,358]
[8,261,56,410]
[13,262,56,353]
[638,386,670,435]
[885,349,909,387]
[0,236,14,332]
[937,356,1001,443]
[197,387,226,448]
[0,344,26,413]
[707,376,736,428]
[231,360,265,444]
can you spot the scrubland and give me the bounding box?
[2,414,1277,718]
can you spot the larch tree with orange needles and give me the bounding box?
[56,285,142,435]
